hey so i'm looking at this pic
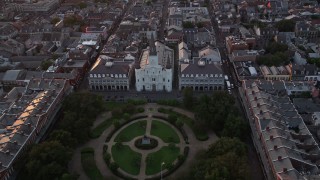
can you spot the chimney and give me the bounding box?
[254,96,257,100]
[278,156,282,160]
[274,145,278,150]
[257,103,260,107]
[27,123,31,127]
[283,168,287,172]
[13,141,18,145]
[5,150,10,155]
[266,127,270,131]
[270,135,273,140]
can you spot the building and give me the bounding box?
[79,33,101,47]
[179,58,224,91]
[230,50,258,62]
[0,78,72,180]
[0,24,18,40]
[225,36,249,54]
[295,21,318,41]
[260,65,291,81]
[135,35,174,92]
[89,55,134,91]
[198,46,221,63]
[85,26,108,41]
[13,0,60,14]
[240,80,320,180]
[291,64,320,81]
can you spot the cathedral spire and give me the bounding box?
[149,32,157,55]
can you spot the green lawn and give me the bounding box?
[158,108,208,141]
[114,121,147,142]
[81,148,104,180]
[145,146,180,175]
[111,145,141,175]
[90,117,116,138]
[151,120,180,143]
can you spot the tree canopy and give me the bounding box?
[275,19,296,32]
[23,141,72,180]
[190,138,249,180]
[182,21,195,28]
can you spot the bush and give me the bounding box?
[134,138,158,150]
[103,152,111,165]
[136,107,145,113]
[112,108,123,118]
[175,119,184,128]
[103,145,108,153]
[81,147,94,153]
[123,113,130,121]
[113,119,121,129]
[158,108,164,113]
[124,104,135,114]
[109,162,119,172]
[168,114,177,123]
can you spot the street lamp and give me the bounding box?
[161,162,165,180]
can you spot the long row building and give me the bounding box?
[0,78,72,180]
[240,80,320,180]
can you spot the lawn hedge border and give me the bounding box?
[105,115,148,142]
[152,115,189,143]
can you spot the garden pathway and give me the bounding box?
[69,103,219,180]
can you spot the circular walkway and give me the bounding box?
[68,103,219,180]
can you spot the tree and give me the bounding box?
[51,17,60,25]
[40,60,54,70]
[222,115,249,140]
[78,2,87,9]
[266,42,288,54]
[190,138,249,180]
[195,92,235,133]
[49,130,77,148]
[196,22,204,28]
[182,87,194,109]
[275,19,296,32]
[182,21,195,28]
[25,141,72,180]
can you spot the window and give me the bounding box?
[163,78,165,82]
[143,78,144,81]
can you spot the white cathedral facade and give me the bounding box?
[135,35,174,92]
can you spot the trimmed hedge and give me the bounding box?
[134,138,158,150]
[105,115,148,142]
[145,147,189,180]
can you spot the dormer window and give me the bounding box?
[123,74,126,78]
[182,74,185,77]
[90,74,93,77]
[119,74,122,78]
[190,74,193,77]
[102,74,105,77]
[196,74,198,77]
[111,74,114,77]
